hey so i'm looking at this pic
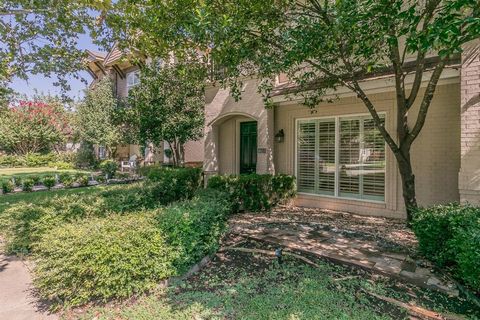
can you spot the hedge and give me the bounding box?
[30,189,232,307]
[157,189,233,273]
[33,214,176,307]
[207,174,296,212]
[412,203,480,292]
[0,153,76,169]
[143,166,203,204]
[0,153,58,168]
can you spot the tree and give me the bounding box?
[76,77,122,158]
[0,0,111,102]
[0,99,71,154]
[128,61,206,166]
[108,0,480,221]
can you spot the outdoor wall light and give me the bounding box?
[275,129,285,143]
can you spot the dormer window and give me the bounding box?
[126,70,140,93]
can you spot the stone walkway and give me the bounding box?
[230,220,459,297]
[0,253,57,320]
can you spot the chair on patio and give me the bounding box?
[121,154,138,172]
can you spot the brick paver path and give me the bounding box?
[230,222,459,297]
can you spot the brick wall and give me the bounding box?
[459,41,480,205]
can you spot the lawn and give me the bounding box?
[75,239,478,320]
[0,167,91,180]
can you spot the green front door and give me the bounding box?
[240,121,257,174]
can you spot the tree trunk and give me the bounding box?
[395,150,418,222]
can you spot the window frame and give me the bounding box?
[294,112,387,204]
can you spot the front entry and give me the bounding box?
[240,121,257,174]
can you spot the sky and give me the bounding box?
[9,33,105,101]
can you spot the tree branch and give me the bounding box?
[350,79,401,155]
[405,0,442,109]
[405,59,446,145]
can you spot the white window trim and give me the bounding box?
[294,112,387,204]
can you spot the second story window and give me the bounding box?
[126,70,140,93]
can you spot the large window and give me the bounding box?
[297,114,386,202]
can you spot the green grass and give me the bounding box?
[0,186,102,212]
[77,261,390,320]
[0,167,90,180]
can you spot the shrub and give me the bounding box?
[137,164,162,177]
[207,174,296,212]
[75,142,97,168]
[12,176,22,187]
[114,172,130,179]
[0,154,26,167]
[30,175,42,185]
[145,167,202,205]
[1,180,15,194]
[34,214,176,307]
[0,153,60,168]
[156,189,233,273]
[25,153,57,167]
[48,161,74,170]
[99,160,118,178]
[59,172,74,187]
[22,178,34,192]
[95,174,106,184]
[75,173,90,186]
[42,175,56,190]
[412,203,480,291]
[57,151,76,163]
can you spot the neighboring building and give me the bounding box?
[85,45,204,166]
[203,41,480,219]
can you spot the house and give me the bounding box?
[203,40,480,219]
[85,45,204,167]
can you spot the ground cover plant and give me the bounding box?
[0,183,155,254]
[0,186,100,212]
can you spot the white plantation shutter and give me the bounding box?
[296,114,385,202]
[297,121,316,193]
[317,120,336,195]
[362,118,386,200]
[339,118,361,198]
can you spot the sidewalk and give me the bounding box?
[0,254,57,320]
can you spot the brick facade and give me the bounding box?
[459,40,480,205]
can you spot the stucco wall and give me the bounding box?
[274,82,461,218]
[204,79,275,176]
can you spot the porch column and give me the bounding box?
[459,40,480,205]
[256,107,275,174]
[203,124,219,182]
[203,87,230,182]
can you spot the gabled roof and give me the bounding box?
[86,50,107,62]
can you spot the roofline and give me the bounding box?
[270,55,461,97]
